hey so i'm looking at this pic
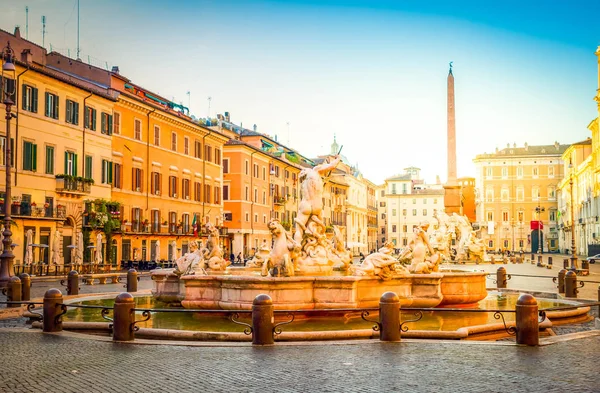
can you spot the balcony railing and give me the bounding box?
[274,197,287,205]
[56,178,91,194]
[0,203,66,219]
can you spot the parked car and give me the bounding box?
[585,253,600,263]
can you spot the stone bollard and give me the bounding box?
[113,293,136,341]
[379,292,401,342]
[43,289,63,332]
[537,255,542,267]
[127,269,138,293]
[556,269,567,293]
[581,259,589,271]
[564,271,578,298]
[531,254,535,264]
[563,259,569,269]
[67,270,79,296]
[547,257,552,269]
[6,276,22,307]
[252,294,274,345]
[19,273,31,301]
[516,293,539,346]
[496,266,508,289]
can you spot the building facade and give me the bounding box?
[473,142,568,253]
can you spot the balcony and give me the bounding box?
[0,203,66,220]
[56,176,92,195]
[274,196,287,205]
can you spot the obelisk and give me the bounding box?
[444,62,462,215]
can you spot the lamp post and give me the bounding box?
[535,200,545,256]
[0,42,17,288]
[568,160,578,270]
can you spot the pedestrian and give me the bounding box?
[230,252,235,262]
[236,252,242,264]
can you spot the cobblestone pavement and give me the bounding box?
[0,330,598,393]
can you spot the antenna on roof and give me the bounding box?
[186,91,191,111]
[41,15,46,48]
[286,122,290,145]
[25,6,29,39]
[207,96,212,118]
[77,0,80,60]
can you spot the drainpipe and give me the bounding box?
[81,92,93,178]
[145,108,155,211]
[14,67,30,186]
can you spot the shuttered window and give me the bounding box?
[22,141,37,171]
[22,84,38,113]
[45,146,54,174]
[45,92,59,119]
[100,112,113,135]
[84,106,97,130]
[85,155,93,179]
[66,100,79,125]
[101,160,113,184]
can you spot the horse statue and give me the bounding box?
[202,220,230,271]
[262,219,299,277]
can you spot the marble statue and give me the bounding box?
[293,155,341,271]
[262,219,299,277]
[329,225,352,270]
[201,218,230,271]
[174,240,206,276]
[351,241,408,280]
[247,239,271,268]
[51,231,61,265]
[400,221,441,274]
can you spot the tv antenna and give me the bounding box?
[25,6,29,39]
[41,16,46,48]
[207,96,212,118]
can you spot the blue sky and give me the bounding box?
[2,0,598,184]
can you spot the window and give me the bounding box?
[262,191,266,204]
[101,112,112,135]
[423,209,427,216]
[245,160,249,175]
[254,164,259,178]
[518,211,524,222]
[548,186,556,200]
[412,209,417,216]
[391,184,397,194]
[532,187,540,201]
[262,167,266,180]
[113,163,122,188]
[392,225,397,233]
[245,213,249,222]
[22,141,37,171]
[502,211,509,222]
[503,240,509,249]
[486,167,493,178]
[22,84,38,113]
[516,187,524,202]
[44,92,59,119]
[205,145,212,162]
[517,166,523,178]
[501,167,508,179]
[402,225,407,233]
[254,188,258,202]
[151,126,159,146]
[402,209,407,216]
[171,132,177,151]
[245,187,249,201]
[487,211,494,221]
[65,100,79,125]
[169,176,178,197]
[549,210,557,221]
[433,199,437,204]
[134,119,142,140]
[485,188,493,202]
[132,168,143,192]
[223,159,229,174]
[412,199,416,204]
[275,166,280,177]
[113,112,120,135]
[151,210,160,233]
[45,146,54,174]
[182,214,190,234]
[84,106,97,130]
[548,166,555,178]
[182,179,190,200]
[214,186,221,204]
[151,172,162,195]
[223,185,229,200]
[85,155,93,179]
[204,184,211,204]
[194,140,201,159]
[215,148,221,165]
[169,212,177,233]
[131,208,142,232]
[532,167,539,178]
[402,183,407,194]
[392,209,396,217]
[194,182,201,201]
[423,199,427,205]
[501,188,509,202]
[184,137,190,155]
[101,159,113,184]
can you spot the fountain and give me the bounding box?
[152,155,488,310]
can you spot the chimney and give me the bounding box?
[14,26,21,39]
[111,66,120,74]
[513,142,516,148]
[524,142,528,151]
[21,49,33,64]
[554,141,560,150]
[253,124,257,132]
[435,175,441,185]
[495,147,499,154]
[224,112,230,122]
[506,143,510,148]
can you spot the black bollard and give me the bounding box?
[252,294,274,345]
[537,255,542,267]
[19,273,31,301]
[556,269,567,293]
[6,276,22,307]
[67,270,79,296]
[564,270,578,298]
[496,266,508,289]
[43,289,63,332]
[379,292,401,342]
[113,293,136,341]
[547,257,552,269]
[563,259,569,269]
[127,269,138,293]
[516,293,539,346]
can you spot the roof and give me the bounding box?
[385,174,412,181]
[474,143,570,160]
[224,139,305,169]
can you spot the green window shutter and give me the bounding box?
[32,88,38,113]
[73,154,78,176]
[74,102,79,125]
[108,115,113,135]
[84,107,89,128]
[85,156,92,179]
[45,92,50,117]
[64,151,68,174]
[101,160,106,183]
[66,101,72,123]
[108,161,113,183]
[101,113,106,134]
[53,95,59,119]
[23,142,31,171]
[92,109,97,130]
[32,144,37,172]
[22,84,27,110]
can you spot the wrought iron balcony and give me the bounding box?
[56,178,91,194]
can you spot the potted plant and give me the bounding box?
[31,202,37,207]
[44,203,50,209]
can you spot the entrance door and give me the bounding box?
[531,230,544,253]
[63,236,72,265]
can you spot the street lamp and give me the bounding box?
[0,42,17,288]
[568,160,578,270]
[535,197,545,256]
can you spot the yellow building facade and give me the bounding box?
[0,28,115,267]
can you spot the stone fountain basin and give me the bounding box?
[151,270,487,310]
